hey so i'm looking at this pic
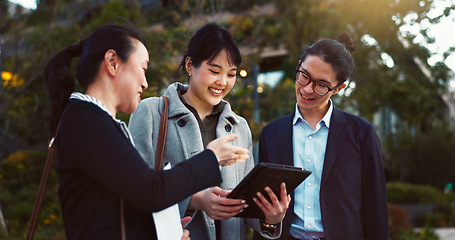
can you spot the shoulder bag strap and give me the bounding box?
[25,123,61,240]
[120,198,126,240]
[120,96,169,240]
[155,96,169,170]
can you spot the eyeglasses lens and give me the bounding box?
[296,70,328,96]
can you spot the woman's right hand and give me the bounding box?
[180,216,192,240]
[206,134,250,166]
[188,187,247,220]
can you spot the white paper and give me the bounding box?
[152,163,183,240]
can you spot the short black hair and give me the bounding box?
[179,23,241,72]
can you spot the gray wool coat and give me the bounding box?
[128,82,281,240]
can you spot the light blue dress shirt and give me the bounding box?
[290,100,333,239]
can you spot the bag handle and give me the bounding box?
[25,122,61,240]
[155,96,169,170]
[120,96,168,240]
[120,198,126,240]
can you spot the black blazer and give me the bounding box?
[254,106,389,240]
[57,100,222,240]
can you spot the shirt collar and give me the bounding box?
[292,99,333,128]
[70,92,120,121]
[70,92,135,145]
[70,92,111,115]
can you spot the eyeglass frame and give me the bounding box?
[295,67,343,96]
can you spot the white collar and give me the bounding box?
[292,99,333,128]
[70,92,135,145]
[69,92,126,126]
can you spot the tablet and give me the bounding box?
[227,162,311,218]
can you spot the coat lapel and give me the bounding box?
[321,106,348,187]
[164,83,205,160]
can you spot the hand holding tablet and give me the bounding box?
[227,162,312,218]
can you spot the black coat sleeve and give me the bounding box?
[57,101,222,213]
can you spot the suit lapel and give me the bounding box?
[277,112,297,235]
[321,106,348,187]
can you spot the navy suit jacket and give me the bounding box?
[254,106,389,240]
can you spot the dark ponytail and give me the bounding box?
[299,33,355,85]
[44,25,144,135]
[44,43,81,135]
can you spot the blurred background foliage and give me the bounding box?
[0,0,454,239]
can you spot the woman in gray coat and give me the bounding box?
[129,23,290,240]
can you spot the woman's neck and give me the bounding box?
[182,92,213,121]
[86,84,117,118]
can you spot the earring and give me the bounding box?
[188,74,191,77]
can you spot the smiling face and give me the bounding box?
[184,49,237,111]
[295,55,345,119]
[115,39,149,114]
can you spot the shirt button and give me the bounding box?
[307,224,311,228]
[308,182,312,186]
[307,159,311,163]
[307,205,311,209]
[308,136,312,140]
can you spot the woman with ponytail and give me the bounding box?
[254,34,389,239]
[44,24,249,240]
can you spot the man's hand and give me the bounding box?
[253,182,291,224]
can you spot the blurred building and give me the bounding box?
[6,1,32,15]
[443,71,455,127]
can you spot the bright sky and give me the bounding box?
[7,0,455,72]
[8,0,36,9]
[407,0,455,72]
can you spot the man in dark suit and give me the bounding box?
[254,34,389,240]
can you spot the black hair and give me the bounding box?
[44,24,145,135]
[178,23,241,74]
[299,33,355,85]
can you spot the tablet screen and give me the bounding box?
[227,162,311,218]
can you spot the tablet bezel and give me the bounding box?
[227,162,311,218]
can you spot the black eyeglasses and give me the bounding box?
[295,68,341,96]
